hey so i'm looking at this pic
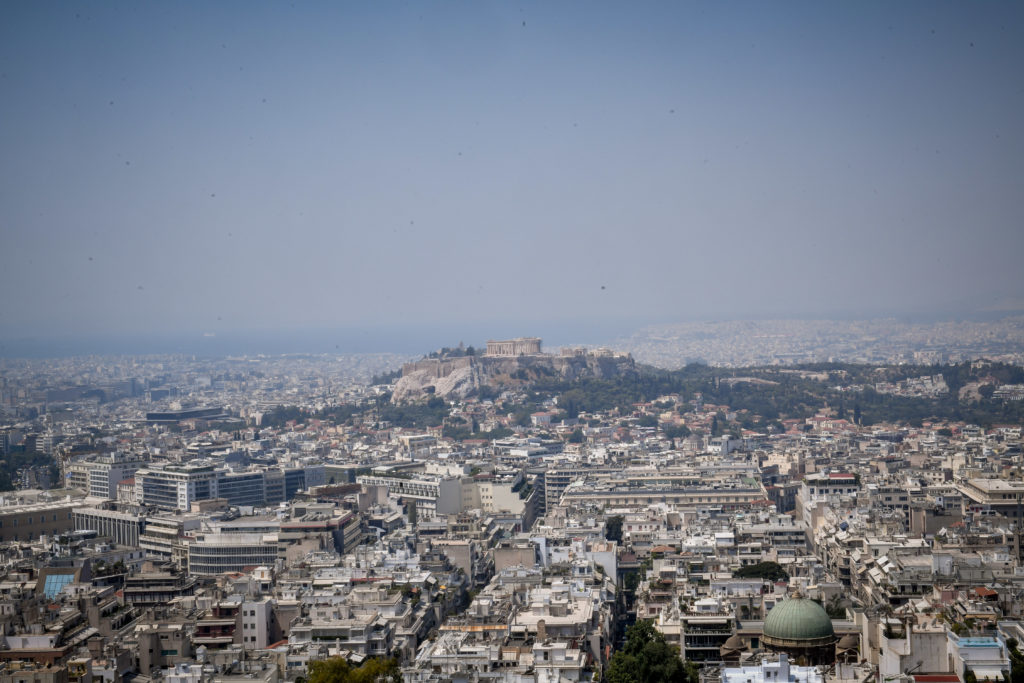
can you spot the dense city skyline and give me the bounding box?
[2,2,1024,671]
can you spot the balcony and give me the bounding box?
[193,635,235,647]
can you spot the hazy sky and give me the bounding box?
[2,2,1023,350]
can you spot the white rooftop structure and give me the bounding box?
[721,654,823,683]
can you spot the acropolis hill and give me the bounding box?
[391,337,636,402]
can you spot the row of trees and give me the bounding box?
[544,360,1024,430]
[378,396,450,428]
[0,450,57,492]
[441,424,514,441]
[304,656,399,683]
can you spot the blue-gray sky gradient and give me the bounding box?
[2,2,1023,349]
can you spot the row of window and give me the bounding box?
[0,512,71,528]
[190,547,278,556]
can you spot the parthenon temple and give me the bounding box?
[484,337,542,357]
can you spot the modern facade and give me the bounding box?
[135,463,219,511]
[73,506,145,546]
[186,533,279,576]
[135,462,325,511]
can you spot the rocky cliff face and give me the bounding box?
[391,353,636,402]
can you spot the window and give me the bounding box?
[43,574,75,598]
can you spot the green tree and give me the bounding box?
[0,450,59,492]
[400,583,421,606]
[663,425,691,440]
[513,410,532,427]
[307,656,399,683]
[560,392,583,419]
[825,594,846,619]
[380,399,449,428]
[568,428,584,444]
[1006,638,1024,683]
[605,515,624,543]
[260,405,306,428]
[733,561,789,582]
[684,660,700,683]
[370,368,403,385]
[606,620,687,683]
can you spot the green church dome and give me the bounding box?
[762,595,836,647]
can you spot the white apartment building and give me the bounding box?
[240,597,274,650]
[356,474,463,516]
